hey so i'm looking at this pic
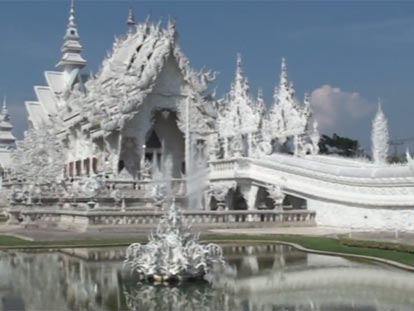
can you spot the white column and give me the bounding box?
[185,97,191,177]
[240,184,259,221]
[71,162,75,177]
[223,138,228,158]
[247,133,252,157]
[89,157,94,175]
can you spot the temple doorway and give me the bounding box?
[144,109,185,178]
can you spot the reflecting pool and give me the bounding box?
[0,244,413,311]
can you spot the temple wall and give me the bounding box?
[308,199,414,231]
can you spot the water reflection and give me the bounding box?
[0,244,414,311]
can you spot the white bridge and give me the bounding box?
[209,154,414,231]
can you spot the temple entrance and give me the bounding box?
[144,109,185,178]
[118,109,185,179]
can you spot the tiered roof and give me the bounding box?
[25,5,216,138]
[0,97,16,144]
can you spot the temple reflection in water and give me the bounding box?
[1,245,414,311]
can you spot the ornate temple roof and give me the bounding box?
[25,5,216,138]
[217,54,263,138]
[56,0,87,70]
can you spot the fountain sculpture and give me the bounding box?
[124,199,224,282]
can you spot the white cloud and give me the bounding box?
[310,84,374,134]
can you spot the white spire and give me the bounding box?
[256,88,265,114]
[127,7,137,34]
[68,0,76,28]
[2,96,8,119]
[371,99,389,164]
[280,57,288,86]
[56,0,87,70]
[230,53,249,101]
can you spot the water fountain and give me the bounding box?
[124,149,225,283]
[124,199,224,282]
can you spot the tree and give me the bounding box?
[371,102,389,164]
[11,128,65,185]
[318,133,361,157]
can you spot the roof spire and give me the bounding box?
[235,54,246,92]
[280,57,288,86]
[56,0,87,71]
[1,96,8,121]
[378,97,382,111]
[257,88,264,102]
[69,0,76,28]
[236,53,243,78]
[127,7,137,34]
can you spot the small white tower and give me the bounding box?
[371,99,389,164]
[127,7,137,35]
[56,0,87,81]
[0,97,16,172]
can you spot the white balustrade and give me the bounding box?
[13,208,315,230]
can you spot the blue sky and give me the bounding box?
[1,0,414,153]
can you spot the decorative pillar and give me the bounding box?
[80,158,85,176]
[247,133,252,157]
[239,184,259,221]
[223,137,228,159]
[89,157,94,175]
[232,135,243,158]
[185,96,191,177]
[140,144,146,180]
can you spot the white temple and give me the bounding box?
[4,2,414,232]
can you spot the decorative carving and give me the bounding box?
[372,101,389,165]
[209,181,236,209]
[124,199,224,282]
[266,184,285,209]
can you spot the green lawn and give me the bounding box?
[1,233,414,268]
[203,234,414,267]
[0,236,145,249]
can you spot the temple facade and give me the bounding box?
[23,4,316,182]
[7,2,414,232]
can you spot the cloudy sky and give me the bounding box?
[1,0,414,153]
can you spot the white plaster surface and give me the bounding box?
[308,199,414,231]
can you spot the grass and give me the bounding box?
[0,236,146,249]
[202,234,414,267]
[1,233,414,268]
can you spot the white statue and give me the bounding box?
[124,199,224,282]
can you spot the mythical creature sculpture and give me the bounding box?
[124,199,224,282]
[209,181,236,210]
[266,184,285,209]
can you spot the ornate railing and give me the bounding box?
[209,157,414,207]
[10,209,315,231]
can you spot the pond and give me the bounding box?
[0,244,413,311]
